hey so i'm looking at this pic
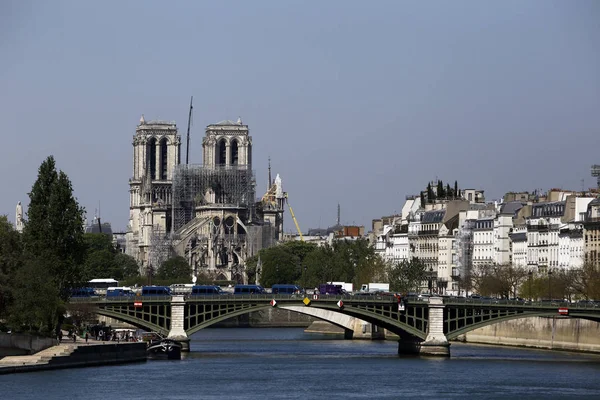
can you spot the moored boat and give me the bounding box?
[146,337,182,360]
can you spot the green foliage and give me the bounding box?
[14,156,86,335]
[114,253,140,279]
[256,238,385,291]
[387,257,427,294]
[157,256,190,280]
[82,233,140,280]
[0,216,22,319]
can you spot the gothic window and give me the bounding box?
[217,139,227,166]
[147,137,157,180]
[231,140,239,165]
[160,138,168,180]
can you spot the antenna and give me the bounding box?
[268,157,272,188]
[185,96,194,164]
[337,203,340,226]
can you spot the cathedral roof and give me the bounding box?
[214,120,240,126]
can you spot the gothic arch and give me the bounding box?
[147,137,157,180]
[230,139,239,165]
[216,138,227,166]
[159,137,168,180]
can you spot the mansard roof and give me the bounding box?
[421,209,445,223]
[509,232,527,242]
[500,201,525,216]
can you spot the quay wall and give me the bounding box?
[0,342,147,374]
[455,317,600,353]
[0,333,55,356]
[214,308,315,328]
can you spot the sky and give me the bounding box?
[1,0,599,233]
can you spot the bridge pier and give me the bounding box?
[168,295,190,352]
[397,297,449,357]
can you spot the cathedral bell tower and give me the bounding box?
[126,115,181,269]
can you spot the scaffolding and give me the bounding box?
[592,164,600,189]
[148,226,172,274]
[171,164,256,232]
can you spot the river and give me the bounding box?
[2,328,600,399]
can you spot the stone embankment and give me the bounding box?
[455,316,600,353]
[0,341,146,374]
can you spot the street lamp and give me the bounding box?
[548,269,553,300]
[528,270,533,302]
[428,267,434,295]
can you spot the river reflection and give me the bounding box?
[2,328,600,400]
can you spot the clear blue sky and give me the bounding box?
[1,0,599,232]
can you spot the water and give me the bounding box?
[2,328,600,399]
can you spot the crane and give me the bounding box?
[284,193,304,241]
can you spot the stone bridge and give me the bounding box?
[70,295,600,356]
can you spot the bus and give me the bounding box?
[271,284,302,295]
[170,284,194,294]
[141,286,172,296]
[71,287,97,297]
[88,279,119,295]
[234,285,266,295]
[190,285,225,295]
[106,287,136,297]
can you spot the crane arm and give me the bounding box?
[284,194,304,241]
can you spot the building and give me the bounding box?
[584,198,600,268]
[126,116,283,282]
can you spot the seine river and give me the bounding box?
[2,328,600,399]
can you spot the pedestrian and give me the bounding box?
[85,332,89,343]
[72,332,76,343]
[58,330,63,343]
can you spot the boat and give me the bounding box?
[146,337,182,360]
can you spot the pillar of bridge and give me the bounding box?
[351,319,386,340]
[397,297,449,357]
[168,295,190,352]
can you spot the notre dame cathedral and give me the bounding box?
[125,116,284,283]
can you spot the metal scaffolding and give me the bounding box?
[171,164,256,232]
[148,226,172,274]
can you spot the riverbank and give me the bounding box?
[455,316,600,353]
[0,342,146,374]
[304,316,600,354]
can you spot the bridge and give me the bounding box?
[70,295,600,356]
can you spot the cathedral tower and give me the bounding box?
[202,117,252,168]
[127,116,181,269]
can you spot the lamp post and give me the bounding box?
[548,269,553,300]
[428,266,434,295]
[528,270,533,302]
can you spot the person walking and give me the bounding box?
[85,332,89,343]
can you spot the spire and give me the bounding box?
[268,157,272,189]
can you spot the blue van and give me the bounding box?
[141,286,171,296]
[271,284,302,295]
[234,285,266,295]
[191,285,224,295]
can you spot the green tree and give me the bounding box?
[0,216,22,320]
[387,257,427,294]
[16,156,85,334]
[114,253,140,279]
[157,256,190,280]
[454,180,459,198]
[259,246,300,287]
[437,180,445,198]
[427,183,435,203]
[304,245,335,288]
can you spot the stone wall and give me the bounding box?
[456,317,600,353]
[0,333,55,356]
[214,309,315,328]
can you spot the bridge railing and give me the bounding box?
[443,298,600,310]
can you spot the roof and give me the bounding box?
[509,232,527,242]
[214,120,239,125]
[422,209,445,223]
[500,201,525,215]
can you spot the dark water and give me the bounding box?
[2,328,600,399]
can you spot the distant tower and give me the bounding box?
[202,118,252,168]
[126,116,181,268]
[592,165,600,189]
[15,201,24,233]
[337,203,341,226]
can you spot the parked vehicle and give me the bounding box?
[319,284,347,295]
[234,284,266,295]
[360,283,390,293]
[271,284,302,294]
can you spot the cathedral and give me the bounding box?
[125,116,284,283]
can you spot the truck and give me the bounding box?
[360,283,390,293]
[331,282,353,293]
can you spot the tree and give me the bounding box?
[387,257,427,294]
[437,180,445,199]
[0,216,22,320]
[427,183,435,203]
[16,156,86,334]
[571,263,600,300]
[114,253,140,279]
[454,180,459,199]
[258,246,300,287]
[157,256,190,280]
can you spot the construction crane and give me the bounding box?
[284,193,304,241]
